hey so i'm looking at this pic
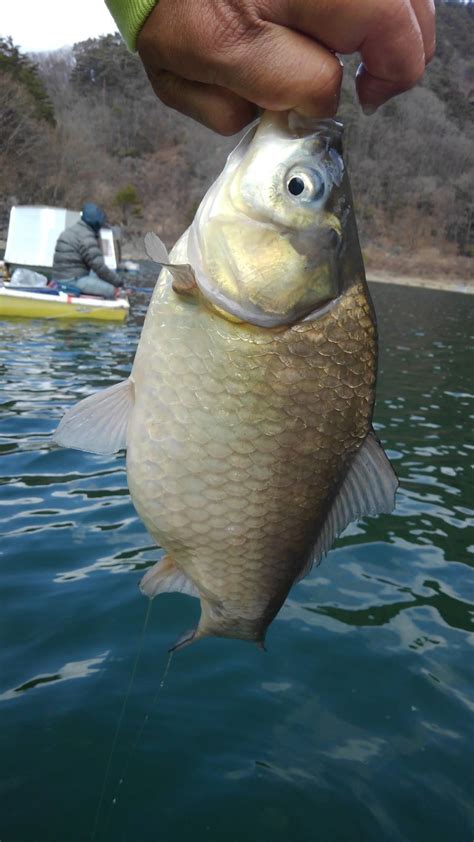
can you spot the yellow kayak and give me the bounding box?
[0,286,129,322]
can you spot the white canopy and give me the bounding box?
[5,206,80,269]
[4,206,117,270]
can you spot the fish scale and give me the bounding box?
[126,268,376,640]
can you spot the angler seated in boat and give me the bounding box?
[51,203,123,299]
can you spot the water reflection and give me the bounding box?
[306,575,474,633]
[0,653,109,702]
[53,542,159,582]
[0,284,473,842]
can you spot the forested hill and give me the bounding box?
[1,1,473,277]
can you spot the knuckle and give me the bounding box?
[199,0,263,68]
[317,57,344,95]
[212,0,261,45]
[150,71,181,108]
[399,55,426,88]
[208,109,253,136]
[300,57,343,112]
[382,0,413,26]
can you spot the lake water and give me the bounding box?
[0,283,473,842]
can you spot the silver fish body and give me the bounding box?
[54,112,397,648]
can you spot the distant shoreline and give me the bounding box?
[367,271,474,295]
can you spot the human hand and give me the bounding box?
[137,0,435,135]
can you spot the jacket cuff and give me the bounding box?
[106,0,158,51]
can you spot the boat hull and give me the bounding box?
[0,288,129,322]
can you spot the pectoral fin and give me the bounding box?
[300,430,398,578]
[144,231,197,296]
[53,378,134,454]
[139,555,199,599]
[144,231,170,265]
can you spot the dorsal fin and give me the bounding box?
[53,378,134,455]
[299,431,398,579]
[144,231,197,296]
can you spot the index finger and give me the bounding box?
[356,0,430,110]
[263,0,432,110]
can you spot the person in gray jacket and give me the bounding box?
[52,203,123,298]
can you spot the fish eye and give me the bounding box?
[288,177,305,196]
[286,168,326,204]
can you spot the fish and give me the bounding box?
[54,111,398,650]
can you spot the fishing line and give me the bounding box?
[102,648,175,837]
[90,598,153,842]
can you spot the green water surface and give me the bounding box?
[0,283,473,842]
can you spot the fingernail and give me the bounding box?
[362,104,378,116]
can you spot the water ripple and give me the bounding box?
[0,285,472,841]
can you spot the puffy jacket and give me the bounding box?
[52,219,121,286]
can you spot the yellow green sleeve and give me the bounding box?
[105,0,158,50]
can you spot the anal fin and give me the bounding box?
[139,555,199,600]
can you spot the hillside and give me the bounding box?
[1,2,473,278]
